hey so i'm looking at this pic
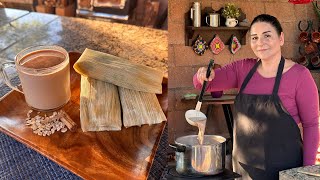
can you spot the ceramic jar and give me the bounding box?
[225,18,238,27]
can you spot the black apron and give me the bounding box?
[232,57,303,180]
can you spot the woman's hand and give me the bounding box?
[196,67,215,85]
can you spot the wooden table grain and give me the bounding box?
[0,52,167,179]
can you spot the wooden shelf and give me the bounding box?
[185,6,249,47]
[186,26,250,31]
[181,94,236,105]
[185,25,249,46]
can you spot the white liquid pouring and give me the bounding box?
[189,117,206,145]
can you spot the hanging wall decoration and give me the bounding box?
[298,45,310,68]
[230,35,241,54]
[288,0,313,4]
[192,35,208,56]
[209,35,225,55]
[311,55,320,68]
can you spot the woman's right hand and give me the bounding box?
[196,67,215,85]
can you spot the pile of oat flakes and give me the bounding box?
[25,110,68,136]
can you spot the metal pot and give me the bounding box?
[169,135,226,175]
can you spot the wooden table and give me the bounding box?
[0,8,168,179]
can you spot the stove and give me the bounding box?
[164,162,241,180]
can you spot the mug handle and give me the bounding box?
[205,16,210,26]
[235,20,239,24]
[0,61,23,93]
[190,8,194,20]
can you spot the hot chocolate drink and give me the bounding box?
[17,48,71,110]
[20,50,65,69]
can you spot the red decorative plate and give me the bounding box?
[210,35,225,55]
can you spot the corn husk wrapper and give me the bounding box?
[119,87,166,128]
[80,76,122,131]
[74,48,163,94]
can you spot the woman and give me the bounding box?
[194,14,319,179]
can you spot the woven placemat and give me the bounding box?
[148,123,168,179]
[0,133,81,180]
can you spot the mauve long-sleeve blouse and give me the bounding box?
[193,58,319,166]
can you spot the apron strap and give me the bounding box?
[239,57,285,95]
[239,60,261,93]
[272,57,285,95]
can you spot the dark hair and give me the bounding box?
[250,14,283,36]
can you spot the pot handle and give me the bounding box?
[169,143,186,152]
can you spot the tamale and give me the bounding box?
[119,87,166,127]
[74,48,163,94]
[80,76,122,131]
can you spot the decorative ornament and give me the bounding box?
[311,55,320,68]
[230,35,241,54]
[192,35,208,56]
[288,0,313,4]
[298,20,312,43]
[209,35,225,55]
[298,45,310,68]
[298,56,310,67]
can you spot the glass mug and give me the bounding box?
[0,45,71,111]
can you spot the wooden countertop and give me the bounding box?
[0,8,168,84]
[280,165,320,179]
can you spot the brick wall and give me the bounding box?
[2,0,35,11]
[1,0,33,3]
[168,0,318,143]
